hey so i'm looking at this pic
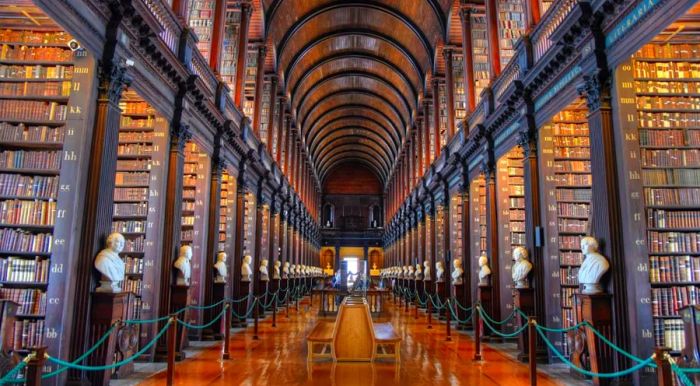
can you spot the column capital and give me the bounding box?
[577,73,611,112]
[98,59,132,102]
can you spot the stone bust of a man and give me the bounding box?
[214,252,227,283]
[94,232,126,293]
[174,245,192,286]
[511,246,532,289]
[578,236,610,294]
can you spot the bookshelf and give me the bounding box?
[438,82,448,148]
[428,102,436,163]
[181,141,211,335]
[112,93,168,352]
[540,105,592,358]
[0,24,94,358]
[221,10,241,97]
[220,171,235,296]
[470,12,489,106]
[187,0,214,62]
[614,42,700,354]
[496,147,525,333]
[242,191,256,258]
[470,175,488,293]
[435,203,446,265]
[242,49,257,118]
[259,79,271,144]
[539,0,554,15]
[450,193,463,272]
[496,0,526,68]
[452,53,466,121]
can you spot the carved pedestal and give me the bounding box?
[578,294,613,386]
[436,281,446,320]
[269,279,280,310]
[87,292,134,385]
[256,280,268,315]
[478,286,499,342]
[170,284,190,359]
[453,284,472,330]
[408,279,416,303]
[513,288,547,363]
[202,283,226,341]
[678,305,700,384]
[233,281,251,328]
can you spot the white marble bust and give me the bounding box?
[415,263,423,281]
[174,245,192,286]
[579,236,610,294]
[214,252,227,283]
[291,264,298,277]
[423,259,432,281]
[94,232,126,293]
[452,258,463,286]
[511,246,532,289]
[282,261,290,278]
[435,261,445,283]
[273,260,281,280]
[241,255,252,282]
[408,265,415,279]
[259,260,270,281]
[478,252,491,287]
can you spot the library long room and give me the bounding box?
[1,0,700,386]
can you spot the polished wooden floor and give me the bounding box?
[136,297,563,385]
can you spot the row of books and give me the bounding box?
[651,285,698,316]
[183,189,196,199]
[649,255,700,283]
[638,112,700,128]
[0,46,72,62]
[182,216,195,226]
[554,174,593,186]
[0,100,67,121]
[0,256,49,283]
[119,116,153,128]
[560,235,585,250]
[122,277,142,296]
[0,150,61,170]
[560,251,583,266]
[641,148,700,168]
[0,229,52,253]
[118,144,153,156]
[558,203,590,218]
[118,131,153,142]
[113,202,148,217]
[635,80,700,95]
[0,199,56,226]
[509,209,525,220]
[654,319,685,352]
[560,267,579,286]
[114,172,149,186]
[0,288,46,315]
[509,197,525,208]
[648,231,700,253]
[637,96,700,110]
[120,101,151,115]
[633,61,700,79]
[553,136,590,147]
[510,233,526,245]
[0,174,58,198]
[644,188,700,206]
[184,163,198,174]
[639,129,700,147]
[0,123,64,143]
[0,81,71,98]
[111,220,146,234]
[553,110,587,122]
[554,147,590,158]
[634,43,700,59]
[11,319,44,351]
[117,159,151,171]
[182,201,195,212]
[556,188,592,201]
[124,256,143,274]
[643,169,700,186]
[123,235,145,253]
[561,287,579,308]
[510,221,525,232]
[552,124,588,136]
[647,209,700,228]
[0,64,73,80]
[554,160,590,173]
[0,30,72,44]
[181,229,194,241]
[113,187,148,201]
[558,219,589,233]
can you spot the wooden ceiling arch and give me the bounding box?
[318,151,390,184]
[317,145,392,175]
[320,158,387,187]
[313,135,393,169]
[310,129,397,162]
[308,119,398,157]
[305,105,403,146]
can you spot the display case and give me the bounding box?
[496,147,525,334]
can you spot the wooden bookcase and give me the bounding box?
[496,0,525,68]
[470,11,489,106]
[242,191,256,259]
[539,104,592,358]
[260,79,271,144]
[469,175,487,301]
[187,0,214,62]
[452,53,467,122]
[221,9,241,96]
[220,170,236,296]
[438,82,448,149]
[181,141,211,335]
[450,193,463,271]
[496,147,525,333]
[242,49,257,118]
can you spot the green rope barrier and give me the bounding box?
[123,315,172,325]
[672,363,700,386]
[41,323,119,379]
[515,308,529,320]
[479,307,516,326]
[177,307,228,330]
[414,291,427,307]
[46,320,173,372]
[447,300,473,324]
[0,358,28,384]
[579,321,656,368]
[477,307,528,338]
[427,294,446,310]
[452,298,472,312]
[535,321,587,333]
[230,298,258,320]
[185,298,228,310]
[535,325,654,378]
[258,292,278,310]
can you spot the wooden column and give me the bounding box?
[68,57,131,383]
[266,75,278,154]
[232,158,251,325]
[459,175,473,319]
[443,48,456,141]
[423,100,431,167]
[526,0,541,30]
[432,78,441,160]
[253,178,267,314]
[482,143,501,324]
[209,0,226,72]
[276,100,287,165]
[252,45,267,137]
[172,0,190,20]
[459,8,476,113]
[233,2,252,108]
[202,133,224,334]
[485,0,501,78]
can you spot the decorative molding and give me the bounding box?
[534,65,581,111]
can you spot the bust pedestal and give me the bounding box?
[408,278,416,302]
[513,288,548,363]
[453,284,472,330]
[423,280,433,311]
[269,278,280,310]
[256,280,269,315]
[233,279,251,328]
[202,282,226,341]
[87,292,133,385]
[577,293,613,386]
[435,281,447,320]
[170,284,190,359]
[679,305,700,384]
[478,286,499,342]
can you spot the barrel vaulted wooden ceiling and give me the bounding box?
[253,0,470,187]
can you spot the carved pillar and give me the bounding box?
[172,0,190,20]
[459,8,476,113]
[233,2,252,108]
[69,55,131,383]
[276,99,287,164]
[423,100,431,167]
[209,0,226,71]
[482,142,501,325]
[202,133,224,337]
[485,0,501,78]
[252,45,267,137]
[266,75,278,154]
[432,78,441,160]
[443,48,455,141]
[232,158,251,326]
[526,0,541,30]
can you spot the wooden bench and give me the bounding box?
[373,322,401,360]
[307,321,334,361]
